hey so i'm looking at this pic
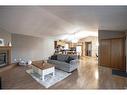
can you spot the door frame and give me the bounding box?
[85,41,92,56]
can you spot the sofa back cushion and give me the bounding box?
[65,56,74,63]
[51,55,57,60]
[57,54,68,62]
[69,55,78,59]
[56,54,78,62]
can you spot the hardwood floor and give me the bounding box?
[0,56,127,89]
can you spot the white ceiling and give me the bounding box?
[0,6,127,38]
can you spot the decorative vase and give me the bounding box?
[8,42,12,46]
[28,60,32,65]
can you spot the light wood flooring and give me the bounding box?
[0,56,127,89]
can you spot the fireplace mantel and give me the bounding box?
[0,46,11,66]
[0,46,11,49]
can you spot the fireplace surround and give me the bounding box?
[0,52,7,67]
[0,46,11,67]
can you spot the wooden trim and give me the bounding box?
[99,36,126,40]
[0,46,11,48]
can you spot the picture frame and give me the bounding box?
[0,38,4,46]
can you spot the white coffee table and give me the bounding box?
[31,62,55,81]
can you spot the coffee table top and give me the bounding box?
[32,62,54,70]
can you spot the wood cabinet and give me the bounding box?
[54,40,68,49]
[99,39,111,67]
[111,38,125,71]
[99,38,126,71]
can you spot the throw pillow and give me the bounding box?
[65,56,74,63]
[51,55,57,60]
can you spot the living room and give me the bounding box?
[0,6,127,89]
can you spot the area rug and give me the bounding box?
[112,69,127,77]
[26,69,71,88]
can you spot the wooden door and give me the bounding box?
[99,39,111,67]
[111,38,126,71]
[54,41,57,49]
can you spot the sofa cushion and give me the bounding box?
[57,54,68,62]
[65,56,74,63]
[48,60,70,67]
[51,55,57,60]
[47,60,58,64]
[69,55,78,59]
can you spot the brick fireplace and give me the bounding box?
[0,46,11,67]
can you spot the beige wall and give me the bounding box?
[0,29,11,46]
[12,34,54,63]
[79,36,98,57]
[0,30,55,63]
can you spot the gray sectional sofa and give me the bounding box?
[47,54,78,72]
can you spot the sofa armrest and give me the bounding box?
[48,57,51,60]
[69,59,79,65]
[68,59,79,72]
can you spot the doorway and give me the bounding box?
[85,42,92,56]
[76,45,83,56]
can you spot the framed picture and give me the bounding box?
[0,39,4,46]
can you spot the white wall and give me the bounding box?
[12,34,54,63]
[0,28,11,46]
